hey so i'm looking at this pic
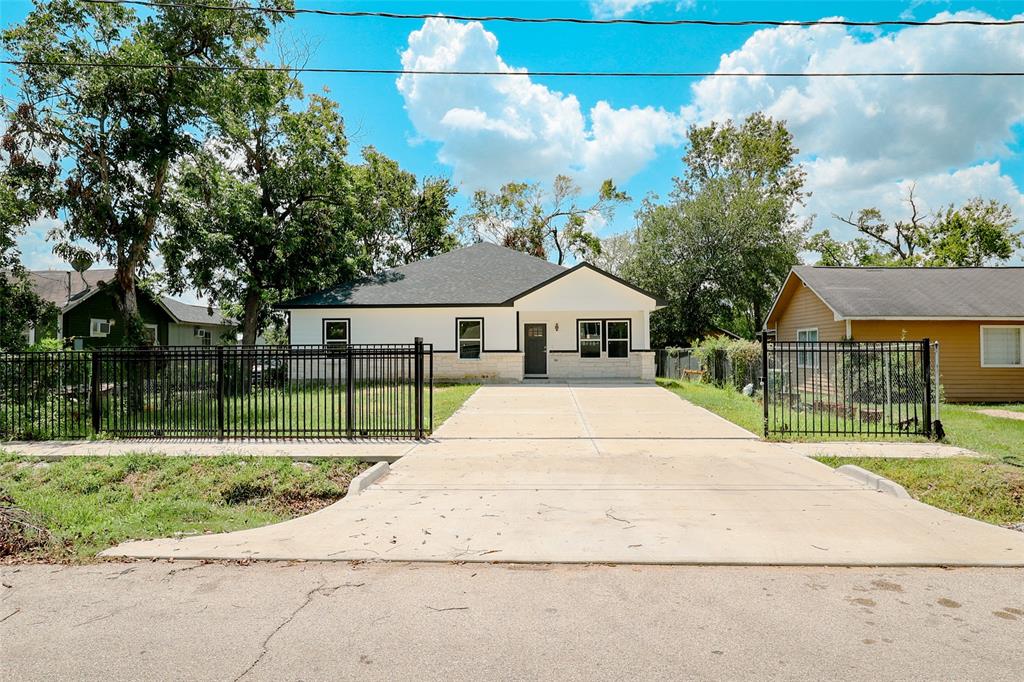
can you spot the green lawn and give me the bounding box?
[0,454,367,562]
[814,456,1024,528]
[658,378,1024,466]
[2,383,479,440]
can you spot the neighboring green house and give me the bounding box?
[25,270,235,349]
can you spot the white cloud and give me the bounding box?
[689,11,1024,236]
[804,161,1024,228]
[692,12,1024,182]
[589,1,694,20]
[397,18,690,190]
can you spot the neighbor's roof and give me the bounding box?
[27,269,233,326]
[27,269,113,307]
[278,243,566,307]
[159,296,233,326]
[786,266,1024,319]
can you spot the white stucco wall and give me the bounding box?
[284,265,661,381]
[289,307,519,351]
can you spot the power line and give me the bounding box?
[3,60,1022,78]
[78,0,1024,27]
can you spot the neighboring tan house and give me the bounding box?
[764,266,1024,403]
[25,270,235,349]
[277,242,665,382]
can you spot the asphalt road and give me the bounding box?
[2,561,1022,681]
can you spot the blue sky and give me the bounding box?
[4,0,1024,277]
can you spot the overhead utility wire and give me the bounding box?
[4,60,1023,77]
[78,0,1024,27]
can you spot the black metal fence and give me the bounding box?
[0,341,433,440]
[761,338,934,438]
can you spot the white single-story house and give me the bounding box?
[276,243,666,381]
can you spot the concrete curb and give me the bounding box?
[836,465,912,499]
[347,461,390,496]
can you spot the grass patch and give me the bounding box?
[658,379,1023,466]
[813,456,1024,527]
[0,453,367,562]
[657,379,762,434]
[431,383,479,429]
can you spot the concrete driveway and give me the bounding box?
[104,384,1024,566]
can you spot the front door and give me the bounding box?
[524,324,547,375]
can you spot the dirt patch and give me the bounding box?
[975,409,1024,422]
[937,598,961,608]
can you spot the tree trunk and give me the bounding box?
[241,286,261,346]
[113,267,147,347]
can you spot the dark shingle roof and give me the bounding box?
[27,269,233,325]
[278,243,568,307]
[159,297,233,326]
[27,269,115,306]
[792,266,1024,318]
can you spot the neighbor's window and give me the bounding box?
[607,321,630,358]
[194,326,212,346]
[89,318,110,337]
[981,326,1023,367]
[143,324,159,346]
[797,328,818,368]
[458,318,482,359]
[579,321,602,358]
[323,319,349,347]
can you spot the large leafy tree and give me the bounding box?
[348,147,459,273]
[2,0,287,345]
[624,113,807,344]
[161,73,459,344]
[462,175,629,265]
[807,188,1020,266]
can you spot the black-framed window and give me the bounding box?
[323,319,349,347]
[579,321,602,358]
[458,318,482,359]
[607,321,629,358]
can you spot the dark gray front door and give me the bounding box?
[524,324,547,375]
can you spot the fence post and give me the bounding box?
[345,344,354,438]
[760,332,770,438]
[216,346,225,440]
[922,338,932,439]
[90,351,101,434]
[414,337,424,439]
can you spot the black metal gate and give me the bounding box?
[761,338,933,438]
[1,340,433,440]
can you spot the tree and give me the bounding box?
[0,138,58,351]
[2,0,286,345]
[348,147,459,273]
[161,69,355,346]
[589,232,636,276]
[929,198,1020,266]
[806,188,1021,266]
[161,72,459,345]
[0,175,55,351]
[462,175,629,265]
[623,113,807,344]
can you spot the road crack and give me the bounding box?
[234,576,328,680]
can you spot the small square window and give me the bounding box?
[579,321,601,358]
[458,319,482,359]
[143,324,159,345]
[982,326,1023,367]
[323,320,349,347]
